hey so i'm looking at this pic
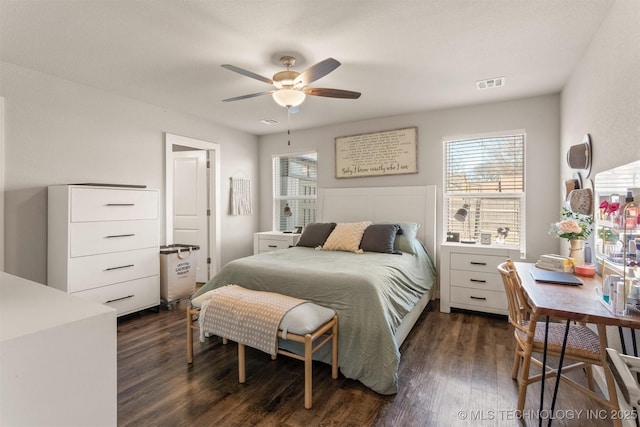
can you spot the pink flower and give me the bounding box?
[557,219,582,234]
[600,200,609,209]
[607,202,619,214]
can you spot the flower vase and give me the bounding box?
[568,239,584,265]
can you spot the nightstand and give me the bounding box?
[440,242,520,315]
[253,231,301,255]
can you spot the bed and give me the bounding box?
[190,185,437,395]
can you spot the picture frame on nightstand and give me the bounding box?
[480,233,492,245]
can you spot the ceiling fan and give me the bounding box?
[221,56,361,110]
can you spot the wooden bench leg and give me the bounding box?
[331,316,339,380]
[238,343,246,383]
[304,334,313,409]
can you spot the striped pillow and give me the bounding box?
[323,221,372,253]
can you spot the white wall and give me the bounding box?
[259,94,562,268]
[0,97,4,272]
[0,62,259,284]
[561,0,640,178]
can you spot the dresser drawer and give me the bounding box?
[68,247,159,293]
[450,253,506,273]
[72,275,159,316]
[259,238,292,252]
[450,286,507,311]
[70,187,158,222]
[450,270,504,292]
[70,219,158,257]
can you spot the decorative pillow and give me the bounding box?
[389,221,421,255]
[360,223,401,254]
[323,221,372,253]
[296,222,337,248]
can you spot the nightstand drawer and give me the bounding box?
[254,232,301,254]
[450,286,507,311]
[71,187,158,222]
[450,270,504,292]
[259,239,292,252]
[450,253,506,273]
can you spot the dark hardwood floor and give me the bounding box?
[117,300,616,426]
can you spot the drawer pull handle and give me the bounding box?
[470,279,487,283]
[470,296,487,301]
[105,264,134,271]
[470,262,487,266]
[105,203,135,206]
[105,294,134,304]
[105,233,135,238]
[268,245,278,248]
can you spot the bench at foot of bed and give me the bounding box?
[186,294,338,409]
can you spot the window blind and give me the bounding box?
[444,134,525,249]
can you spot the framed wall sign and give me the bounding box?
[335,127,418,178]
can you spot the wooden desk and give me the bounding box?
[515,262,640,426]
[515,262,640,328]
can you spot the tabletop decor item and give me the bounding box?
[549,208,594,264]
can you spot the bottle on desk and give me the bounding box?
[622,191,638,228]
[615,281,626,315]
[603,274,621,304]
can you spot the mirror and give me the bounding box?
[593,160,640,271]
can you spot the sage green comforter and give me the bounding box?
[191,244,436,395]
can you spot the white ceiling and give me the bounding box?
[0,0,615,136]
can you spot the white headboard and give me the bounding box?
[317,185,437,259]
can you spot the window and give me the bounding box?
[444,132,525,252]
[272,152,317,231]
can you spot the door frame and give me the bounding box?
[165,133,220,281]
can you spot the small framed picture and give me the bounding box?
[480,233,492,245]
[446,232,460,242]
[294,226,303,234]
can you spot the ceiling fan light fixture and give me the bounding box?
[272,89,306,108]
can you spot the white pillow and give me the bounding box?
[323,221,372,253]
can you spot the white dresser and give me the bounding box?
[48,185,160,316]
[253,231,301,255]
[440,243,520,315]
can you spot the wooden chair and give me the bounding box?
[606,347,640,420]
[497,259,620,415]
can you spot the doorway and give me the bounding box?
[165,133,220,282]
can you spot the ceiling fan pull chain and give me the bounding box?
[287,107,291,146]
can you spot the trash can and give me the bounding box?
[159,244,199,309]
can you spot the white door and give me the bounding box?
[172,150,208,283]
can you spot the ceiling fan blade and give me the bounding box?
[222,91,273,102]
[294,58,341,86]
[303,87,361,99]
[221,64,273,85]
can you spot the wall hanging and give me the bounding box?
[566,133,592,177]
[229,173,252,215]
[335,127,417,178]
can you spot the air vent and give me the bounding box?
[259,119,279,125]
[476,77,505,90]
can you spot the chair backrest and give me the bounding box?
[497,259,532,331]
[606,347,640,406]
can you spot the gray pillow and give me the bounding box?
[379,221,420,254]
[360,223,401,254]
[296,222,337,248]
